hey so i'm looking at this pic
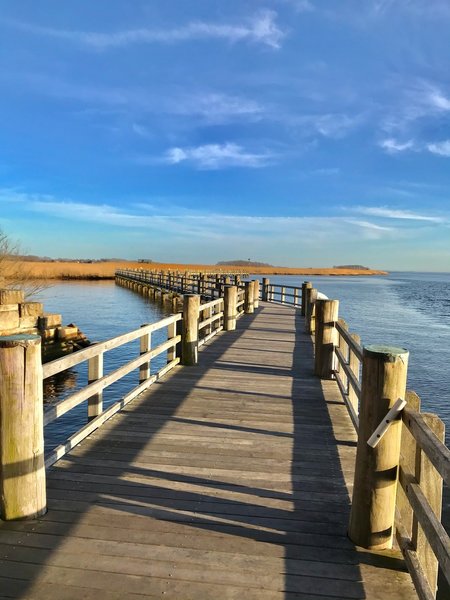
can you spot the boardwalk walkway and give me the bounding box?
[0,303,416,599]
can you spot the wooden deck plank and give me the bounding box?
[0,302,417,599]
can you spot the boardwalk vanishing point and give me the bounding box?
[0,272,448,599]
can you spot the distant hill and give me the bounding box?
[217,260,273,267]
[333,265,370,270]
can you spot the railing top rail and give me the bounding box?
[43,313,182,379]
[200,298,223,312]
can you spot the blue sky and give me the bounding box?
[1,1,449,269]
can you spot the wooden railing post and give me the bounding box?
[349,332,361,416]
[314,299,339,379]
[301,281,312,316]
[0,334,46,520]
[262,278,269,301]
[281,287,286,304]
[305,288,318,334]
[88,347,104,420]
[139,326,151,384]
[182,295,200,365]
[167,318,182,363]
[244,281,254,314]
[224,286,238,331]
[348,345,409,549]
[253,280,260,309]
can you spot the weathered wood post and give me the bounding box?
[182,295,200,366]
[253,280,260,309]
[139,325,151,383]
[314,299,339,379]
[167,318,182,363]
[224,285,238,331]
[301,282,312,316]
[349,332,361,415]
[348,345,409,550]
[0,334,46,520]
[262,278,269,301]
[88,346,104,420]
[305,288,318,334]
[244,281,254,314]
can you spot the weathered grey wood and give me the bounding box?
[87,348,104,420]
[0,334,46,520]
[262,277,269,301]
[224,286,237,331]
[244,281,254,314]
[182,295,200,366]
[349,345,409,550]
[411,413,445,595]
[139,326,151,383]
[314,299,339,379]
[253,280,260,309]
[43,314,181,378]
[301,282,312,316]
[305,288,318,334]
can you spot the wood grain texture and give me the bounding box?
[0,304,416,598]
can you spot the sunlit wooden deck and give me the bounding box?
[0,302,416,599]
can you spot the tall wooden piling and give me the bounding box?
[0,334,46,520]
[224,286,238,331]
[305,287,318,334]
[182,295,200,366]
[301,281,312,316]
[262,278,269,301]
[253,280,260,309]
[314,299,339,379]
[244,281,254,314]
[348,344,409,550]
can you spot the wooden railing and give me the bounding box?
[261,278,449,598]
[43,314,182,468]
[301,285,450,600]
[0,276,256,521]
[116,268,245,299]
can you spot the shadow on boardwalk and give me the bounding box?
[0,303,415,599]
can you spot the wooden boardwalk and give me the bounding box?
[0,302,416,599]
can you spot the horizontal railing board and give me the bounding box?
[44,358,180,468]
[403,407,450,485]
[399,467,450,588]
[43,314,181,379]
[335,321,363,362]
[44,336,180,425]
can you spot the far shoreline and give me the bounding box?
[20,260,388,280]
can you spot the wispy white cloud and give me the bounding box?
[161,143,274,170]
[0,188,398,245]
[379,138,415,153]
[382,81,450,133]
[351,205,446,223]
[427,140,450,157]
[6,10,284,50]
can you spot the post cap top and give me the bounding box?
[364,344,409,360]
[0,333,41,348]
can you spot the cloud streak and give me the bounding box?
[352,205,446,223]
[162,143,274,170]
[6,10,284,50]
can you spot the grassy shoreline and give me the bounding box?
[21,260,388,280]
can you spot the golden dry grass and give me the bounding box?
[22,260,387,279]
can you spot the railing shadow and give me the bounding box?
[0,303,408,598]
